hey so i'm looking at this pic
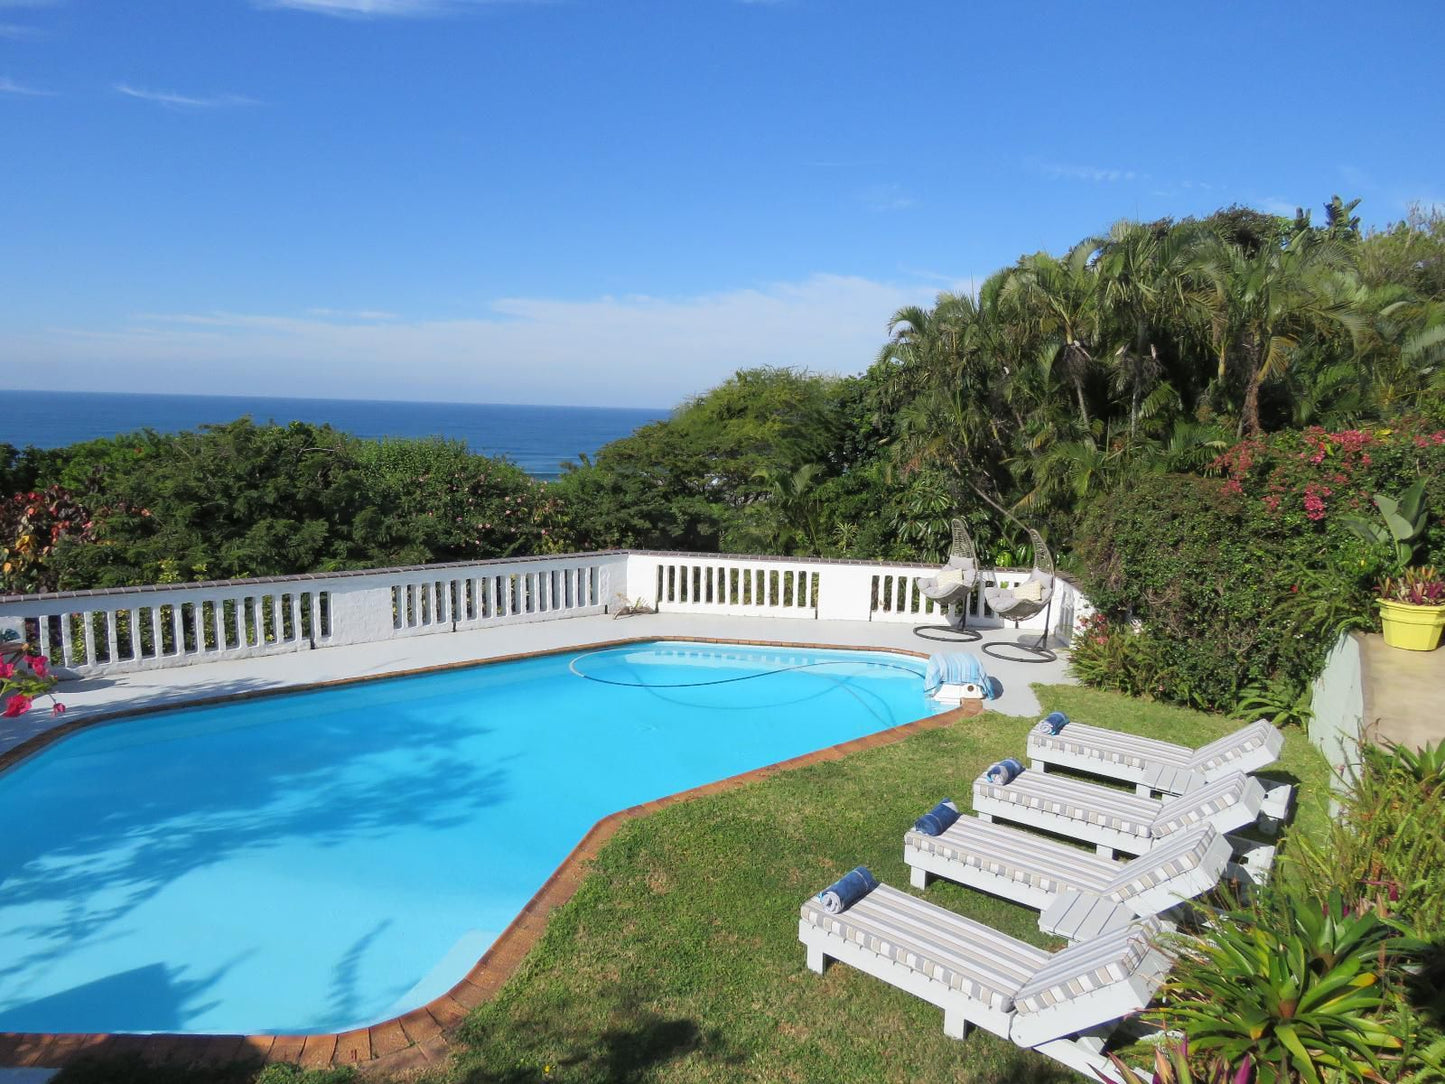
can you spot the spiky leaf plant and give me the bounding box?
[1156,888,1408,1084]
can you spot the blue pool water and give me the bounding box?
[0,642,938,1036]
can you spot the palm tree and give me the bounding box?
[1191,229,1363,436]
[1095,220,1210,438]
[998,239,1104,432]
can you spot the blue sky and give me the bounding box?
[2,0,1442,408]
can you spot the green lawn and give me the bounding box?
[53,685,1331,1084]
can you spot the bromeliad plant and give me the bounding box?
[1376,566,1445,607]
[1102,1043,1253,1083]
[1156,887,1408,1084]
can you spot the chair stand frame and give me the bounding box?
[914,607,982,643]
[982,595,1057,664]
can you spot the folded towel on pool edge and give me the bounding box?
[923,652,995,697]
[818,866,879,913]
[913,799,960,836]
[1037,711,1070,736]
[983,757,1025,785]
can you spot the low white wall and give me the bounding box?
[1310,631,1366,792]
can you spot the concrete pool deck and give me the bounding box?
[0,615,1073,1076]
[0,613,1072,760]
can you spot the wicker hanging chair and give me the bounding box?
[913,518,981,642]
[982,526,1057,663]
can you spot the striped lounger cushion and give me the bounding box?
[974,771,1160,843]
[905,817,1118,897]
[1188,720,1284,776]
[799,885,1048,1013]
[1104,825,1224,904]
[1149,772,1263,839]
[1011,917,1163,1017]
[1030,721,1195,773]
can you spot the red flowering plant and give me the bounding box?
[0,483,103,595]
[0,632,65,718]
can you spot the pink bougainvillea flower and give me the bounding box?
[2,694,33,718]
[26,655,48,677]
[0,660,13,680]
[51,702,66,716]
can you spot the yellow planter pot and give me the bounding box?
[1378,598,1445,651]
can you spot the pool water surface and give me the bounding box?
[0,642,940,1036]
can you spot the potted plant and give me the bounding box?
[1376,566,1445,650]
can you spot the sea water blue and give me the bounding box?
[0,642,938,1035]
[0,391,668,480]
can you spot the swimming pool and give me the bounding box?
[0,641,940,1036]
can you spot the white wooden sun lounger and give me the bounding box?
[799,884,1169,1081]
[1027,718,1285,801]
[904,818,1234,940]
[972,768,1275,860]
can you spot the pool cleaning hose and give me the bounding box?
[567,651,924,689]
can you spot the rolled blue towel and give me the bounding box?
[1038,711,1070,736]
[913,799,960,836]
[983,757,1025,785]
[818,866,879,914]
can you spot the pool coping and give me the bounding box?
[0,636,978,1075]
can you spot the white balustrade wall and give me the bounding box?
[0,550,1091,679]
[630,551,1091,638]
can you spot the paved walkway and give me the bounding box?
[1360,633,1445,750]
[3,614,1071,758]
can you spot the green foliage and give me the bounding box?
[254,1065,357,1084]
[3,420,566,590]
[1289,741,1445,931]
[553,367,892,558]
[1076,474,1343,710]
[1075,418,1445,711]
[1341,478,1430,572]
[1157,888,1407,1084]
[1233,679,1314,730]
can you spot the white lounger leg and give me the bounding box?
[1096,843,1115,858]
[943,1007,969,1040]
[910,866,933,889]
[806,944,830,974]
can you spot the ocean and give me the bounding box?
[0,390,670,480]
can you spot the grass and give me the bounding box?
[53,685,1332,1084]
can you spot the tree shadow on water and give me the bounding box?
[0,704,512,992]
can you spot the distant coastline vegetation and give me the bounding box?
[5,195,1445,715]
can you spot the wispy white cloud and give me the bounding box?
[1042,162,1139,184]
[11,274,944,406]
[255,0,544,17]
[113,83,260,108]
[0,23,43,38]
[0,75,53,95]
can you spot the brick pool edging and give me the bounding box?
[0,637,978,1076]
